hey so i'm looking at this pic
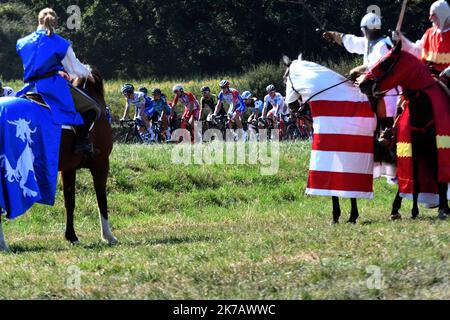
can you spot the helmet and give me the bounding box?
[138,86,148,94]
[241,91,253,99]
[152,88,162,95]
[219,80,230,89]
[266,84,276,93]
[201,86,210,92]
[172,84,184,93]
[360,13,382,30]
[430,0,450,30]
[121,83,134,95]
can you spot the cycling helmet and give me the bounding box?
[172,84,184,93]
[121,83,134,95]
[241,91,253,99]
[219,80,230,89]
[201,86,210,92]
[152,88,162,95]
[266,84,276,93]
[138,86,148,94]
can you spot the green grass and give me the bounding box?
[0,142,448,300]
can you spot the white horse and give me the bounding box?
[284,55,377,223]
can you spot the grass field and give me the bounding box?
[0,142,448,300]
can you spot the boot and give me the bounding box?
[74,110,96,155]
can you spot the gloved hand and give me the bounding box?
[348,65,368,82]
[323,31,344,46]
[439,66,450,79]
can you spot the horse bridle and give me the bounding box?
[366,55,401,98]
[285,64,351,110]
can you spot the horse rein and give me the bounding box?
[286,64,351,109]
[298,78,351,109]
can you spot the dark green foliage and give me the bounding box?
[0,0,442,80]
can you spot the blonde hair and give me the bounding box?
[38,8,58,36]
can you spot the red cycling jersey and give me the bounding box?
[172,92,200,110]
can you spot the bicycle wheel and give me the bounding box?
[286,124,300,141]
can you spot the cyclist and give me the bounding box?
[120,83,153,142]
[150,88,172,142]
[262,84,287,138]
[172,84,201,142]
[0,80,15,98]
[213,80,247,141]
[200,86,223,121]
[242,91,263,137]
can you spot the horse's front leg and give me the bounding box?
[391,190,403,220]
[348,198,359,224]
[332,196,341,224]
[62,170,79,244]
[0,213,10,252]
[438,183,448,220]
[90,164,117,245]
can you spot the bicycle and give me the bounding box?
[285,112,313,141]
[119,119,144,144]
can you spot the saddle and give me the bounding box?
[24,84,101,122]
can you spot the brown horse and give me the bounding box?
[61,68,117,244]
[0,68,116,252]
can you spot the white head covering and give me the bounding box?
[360,13,382,30]
[430,0,450,31]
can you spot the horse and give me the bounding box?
[0,68,116,252]
[283,55,377,224]
[61,69,117,243]
[359,41,450,220]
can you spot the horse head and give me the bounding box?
[72,65,106,109]
[359,41,436,97]
[283,53,304,111]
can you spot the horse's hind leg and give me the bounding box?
[0,213,10,252]
[332,196,341,224]
[438,183,448,220]
[348,198,359,224]
[391,191,403,220]
[62,170,79,244]
[90,165,117,245]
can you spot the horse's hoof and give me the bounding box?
[438,210,447,221]
[331,220,339,225]
[347,219,357,224]
[102,236,118,246]
[0,243,10,253]
[65,234,80,244]
[391,213,402,221]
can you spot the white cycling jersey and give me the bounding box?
[264,92,287,115]
[0,87,15,98]
[126,91,146,119]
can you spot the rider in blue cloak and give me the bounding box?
[16,8,98,155]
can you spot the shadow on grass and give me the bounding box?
[9,243,69,254]
[6,235,213,254]
[104,235,215,248]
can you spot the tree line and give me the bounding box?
[0,0,438,80]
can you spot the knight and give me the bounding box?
[397,0,450,87]
[323,12,397,176]
[15,8,99,155]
